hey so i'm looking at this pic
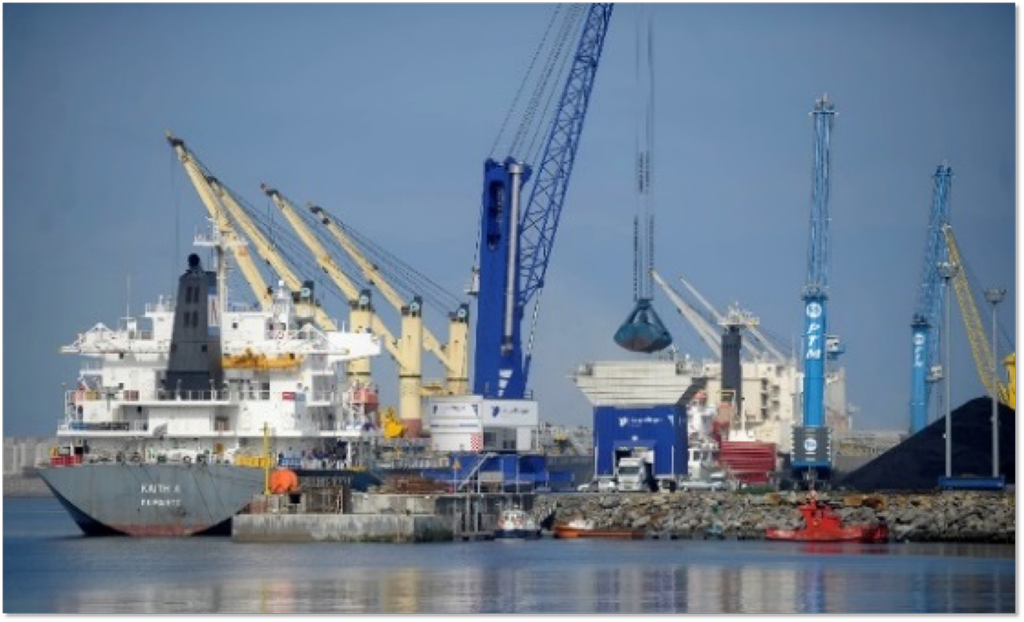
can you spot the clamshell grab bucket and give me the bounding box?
[614,298,673,353]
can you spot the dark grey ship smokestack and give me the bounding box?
[721,326,742,414]
[165,254,222,396]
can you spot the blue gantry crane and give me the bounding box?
[792,94,837,483]
[472,4,614,399]
[909,164,953,434]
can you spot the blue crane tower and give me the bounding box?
[909,164,953,434]
[792,94,836,483]
[472,4,614,399]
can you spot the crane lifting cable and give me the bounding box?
[217,179,369,291]
[212,178,372,315]
[614,7,671,354]
[232,173,465,326]
[505,5,585,160]
[476,4,586,274]
[299,201,466,314]
[488,4,567,160]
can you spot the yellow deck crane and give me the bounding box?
[943,224,1014,408]
[260,185,428,436]
[167,132,274,312]
[204,177,338,332]
[167,133,336,331]
[291,192,469,396]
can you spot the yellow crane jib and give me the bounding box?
[943,225,1011,407]
[165,131,274,312]
[307,202,470,396]
[261,184,427,434]
[1004,353,1016,410]
[204,177,338,332]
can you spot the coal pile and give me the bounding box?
[838,397,1014,491]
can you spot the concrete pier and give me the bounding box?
[232,492,535,542]
[3,437,56,498]
[3,437,55,474]
[232,514,453,543]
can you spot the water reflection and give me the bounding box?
[44,543,1015,614]
[9,497,1013,614]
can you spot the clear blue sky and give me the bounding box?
[3,3,1016,437]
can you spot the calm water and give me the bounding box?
[3,497,1015,613]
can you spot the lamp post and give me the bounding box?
[939,261,954,478]
[983,287,1005,478]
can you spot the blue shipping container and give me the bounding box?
[593,403,687,479]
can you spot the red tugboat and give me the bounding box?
[766,495,889,543]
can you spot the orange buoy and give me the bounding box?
[268,469,300,494]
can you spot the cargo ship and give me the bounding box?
[41,232,382,536]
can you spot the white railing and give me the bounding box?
[315,416,374,433]
[58,419,148,433]
[66,387,314,405]
[155,389,232,402]
[145,299,176,314]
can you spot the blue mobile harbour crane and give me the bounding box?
[423,5,613,491]
[909,164,953,435]
[472,4,613,400]
[791,95,838,487]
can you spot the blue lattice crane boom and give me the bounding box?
[473,4,614,399]
[802,95,835,426]
[909,164,953,434]
[793,94,836,481]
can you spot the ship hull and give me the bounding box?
[39,463,266,537]
[764,502,889,543]
[494,528,541,540]
[552,524,646,539]
[765,525,889,543]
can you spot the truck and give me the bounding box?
[615,455,654,492]
[591,454,654,493]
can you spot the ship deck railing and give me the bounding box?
[153,389,261,402]
[65,388,359,407]
[144,300,176,314]
[58,420,149,433]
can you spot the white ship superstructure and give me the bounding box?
[61,279,381,464]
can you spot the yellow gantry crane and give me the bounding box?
[943,224,1014,408]
[261,185,432,436]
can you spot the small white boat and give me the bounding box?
[494,508,541,540]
